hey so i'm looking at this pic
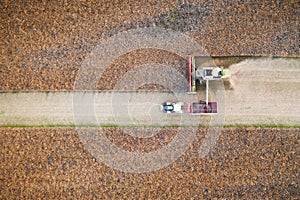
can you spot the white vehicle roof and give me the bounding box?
[173,103,182,112]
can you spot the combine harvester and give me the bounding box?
[161,55,230,114]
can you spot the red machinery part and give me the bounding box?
[188,55,192,93]
[187,103,192,113]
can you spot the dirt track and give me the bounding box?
[226,58,300,125]
[0,58,299,127]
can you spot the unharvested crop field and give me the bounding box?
[1,0,299,199]
[0,0,299,91]
[1,127,299,199]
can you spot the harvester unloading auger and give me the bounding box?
[161,55,230,114]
